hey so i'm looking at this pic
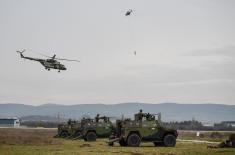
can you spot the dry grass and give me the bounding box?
[178,130,231,142]
[0,128,234,155]
[0,128,61,145]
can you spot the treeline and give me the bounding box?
[162,120,235,131]
[21,121,59,128]
[21,120,235,131]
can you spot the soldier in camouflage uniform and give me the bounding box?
[136,109,147,121]
[95,114,100,122]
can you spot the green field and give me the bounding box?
[0,128,234,155]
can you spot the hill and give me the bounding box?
[0,103,234,123]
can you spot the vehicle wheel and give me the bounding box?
[119,139,127,146]
[163,134,176,147]
[127,133,141,147]
[154,142,164,147]
[60,131,69,138]
[85,131,97,142]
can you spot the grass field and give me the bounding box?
[0,128,234,155]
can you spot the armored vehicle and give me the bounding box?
[78,115,114,141]
[56,115,114,141]
[56,119,79,138]
[217,134,235,148]
[108,110,178,147]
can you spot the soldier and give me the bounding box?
[146,113,151,121]
[95,114,100,122]
[137,109,146,121]
[103,116,107,123]
[68,118,72,125]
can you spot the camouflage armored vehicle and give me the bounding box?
[78,115,114,141]
[218,133,235,148]
[108,110,178,147]
[56,115,114,141]
[56,119,79,138]
[208,134,235,148]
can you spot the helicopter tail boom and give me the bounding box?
[16,49,25,58]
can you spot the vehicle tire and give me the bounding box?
[85,131,97,142]
[163,134,176,147]
[154,142,164,147]
[127,133,141,147]
[60,131,69,138]
[119,139,127,146]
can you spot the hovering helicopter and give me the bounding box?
[125,9,133,16]
[16,49,80,72]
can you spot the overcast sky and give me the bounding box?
[0,0,235,105]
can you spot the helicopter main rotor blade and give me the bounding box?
[55,58,80,62]
[34,52,80,62]
[37,53,52,58]
[37,53,57,59]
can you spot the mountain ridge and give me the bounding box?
[0,103,234,123]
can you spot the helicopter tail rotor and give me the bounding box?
[16,49,25,54]
[16,49,26,58]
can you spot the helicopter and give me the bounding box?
[125,9,133,16]
[16,49,80,72]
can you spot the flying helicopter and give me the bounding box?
[16,49,80,72]
[125,9,133,16]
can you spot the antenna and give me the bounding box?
[158,112,162,124]
[121,114,124,121]
[57,112,61,123]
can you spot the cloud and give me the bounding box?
[186,46,235,59]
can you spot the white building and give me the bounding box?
[0,117,20,127]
